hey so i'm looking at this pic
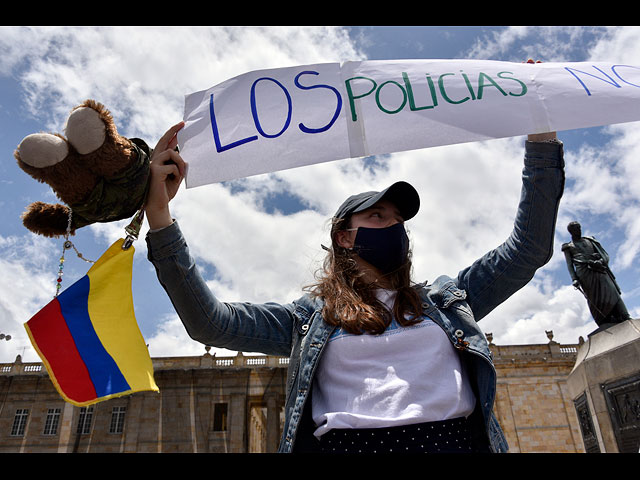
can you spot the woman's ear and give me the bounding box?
[335,229,355,249]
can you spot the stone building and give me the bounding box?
[0,334,585,453]
[489,331,583,452]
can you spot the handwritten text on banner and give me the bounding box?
[177,60,640,187]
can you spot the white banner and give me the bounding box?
[178,59,640,188]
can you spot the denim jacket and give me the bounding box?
[146,140,565,453]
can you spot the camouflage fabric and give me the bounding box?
[69,138,152,230]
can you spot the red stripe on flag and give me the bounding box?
[26,298,98,403]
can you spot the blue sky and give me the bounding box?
[1,26,639,363]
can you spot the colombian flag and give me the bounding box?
[25,239,158,406]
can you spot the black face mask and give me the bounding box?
[350,223,409,274]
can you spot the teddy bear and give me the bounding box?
[14,100,152,238]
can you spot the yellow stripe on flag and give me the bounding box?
[86,239,158,394]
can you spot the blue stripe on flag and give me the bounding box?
[57,275,130,397]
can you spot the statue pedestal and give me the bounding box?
[567,318,640,453]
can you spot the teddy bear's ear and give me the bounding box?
[15,133,69,170]
[21,202,75,238]
[64,103,107,155]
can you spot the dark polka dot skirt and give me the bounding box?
[318,417,474,453]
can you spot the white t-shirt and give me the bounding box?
[312,289,476,438]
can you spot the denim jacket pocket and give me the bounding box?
[440,282,468,308]
[429,280,472,317]
[425,280,480,354]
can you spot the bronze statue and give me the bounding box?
[562,221,632,328]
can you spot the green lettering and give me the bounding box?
[438,72,470,104]
[402,72,438,111]
[460,71,477,101]
[477,72,508,99]
[497,71,528,97]
[345,76,377,122]
[375,80,407,114]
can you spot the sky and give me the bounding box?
[1,26,640,363]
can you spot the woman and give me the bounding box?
[145,124,564,453]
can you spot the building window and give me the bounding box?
[213,403,228,431]
[76,406,94,435]
[109,406,126,434]
[10,409,29,436]
[43,408,61,435]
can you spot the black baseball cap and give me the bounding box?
[333,181,420,221]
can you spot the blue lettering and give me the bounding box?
[250,77,292,138]
[209,93,258,153]
[294,71,342,133]
[611,64,640,88]
[565,66,622,96]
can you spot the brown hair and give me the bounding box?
[305,216,424,335]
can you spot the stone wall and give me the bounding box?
[489,333,584,452]
[0,336,584,453]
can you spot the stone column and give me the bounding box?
[264,392,281,453]
[123,396,143,453]
[229,392,247,452]
[57,401,75,453]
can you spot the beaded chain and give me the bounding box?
[55,208,95,297]
[54,206,144,297]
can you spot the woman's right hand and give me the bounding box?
[146,121,187,230]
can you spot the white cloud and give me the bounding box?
[561,144,625,215]
[0,234,59,362]
[466,26,618,63]
[477,276,594,346]
[145,313,237,358]
[466,26,530,60]
[0,26,365,361]
[1,26,364,141]
[587,26,640,62]
[175,182,328,304]
[3,26,640,363]
[583,28,640,272]
[168,134,569,347]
